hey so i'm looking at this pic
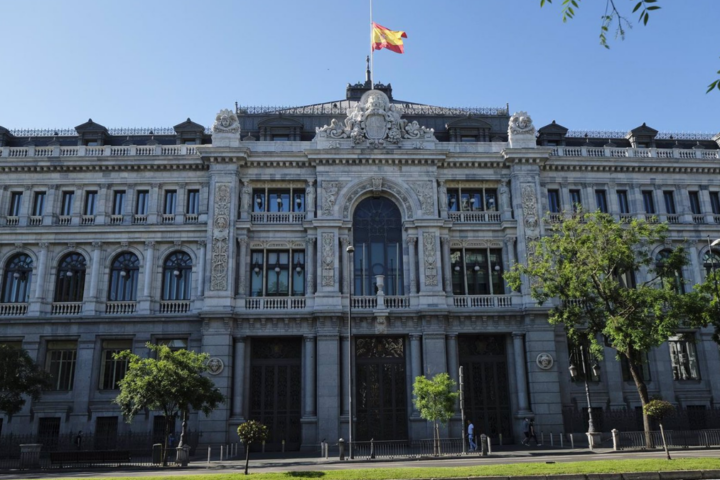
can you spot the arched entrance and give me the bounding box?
[352,196,404,295]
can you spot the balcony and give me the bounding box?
[452,295,514,308]
[132,214,147,225]
[59,216,72,226]
[351,296,411,310]
[109,215,123,225]
[245,297,306,310]
[0,144,198,158]
[29,216,43,226]
[448,211,501,223]
[184,214,199,224]
[550,146,719,160]
[51,302,82,315]
[250,212,306,224]
[81,215,95,225]
[105,301,137,315]
[0,303,28,316]
[159,300,191,314]
[161,214,176,224]
[5,216,18,226]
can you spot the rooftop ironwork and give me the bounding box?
[566,130,715,141]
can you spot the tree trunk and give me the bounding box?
[244,442,250,475]
[163,414,171,467]
[659,422,671,460]
[626,354,653,449]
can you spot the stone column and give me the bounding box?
[197,240,206,298]
[306,237,316,295]
[237,237,247,297]
[407,236,417,295]
[512,332,531,415]
[34,243,48,300]
[440,235,452,294]
[410,334,422,416]
[306,180,316,220]
[505,236,517,266]
[96,186,108,225]
[304,335,316,417]
[44,186,57,226]
[232,337,246,419]
[176,184,187,224]
[139,241,155,314]
[317,335,340,443]
[70,339,95,431]
[89,242,102,298]
[148,183,160,224]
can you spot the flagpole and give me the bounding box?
[369,0,374,87]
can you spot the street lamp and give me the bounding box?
[346,244,355,459]
[568,343,600,436]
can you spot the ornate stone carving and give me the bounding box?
[499,180,510,211]
[342,178,414,220]
[212,109,241,135]
[322,181,345,217]
[210,184,231,291]
[240,181,251,215]
[521,184,538,231]
[423,232,438,286]
[371,177,383,194]
[321,232,334,287]
[409,181,436,216]
[536,353,554,370]
[437,180,447,212]
[207,357,225,375]
[306,180,316,213]
[508,111,536,137]
[316,90,435,148]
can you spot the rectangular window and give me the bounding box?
[186,189,200,215]
[595,190,608,213]
[46,340,77,391]
[621,354,651,382]
[135,190,149,215]
[163,190,177,215]
[450,248,504,296]
[484,189,498,211]
[617,190,630,214]
[112,191,125,216]
[711,192,720,215]
[8,192,22,216]
[99,340,131,390]
[158,339,188,351]
[663,191,676,214]
[689,191,702,215]
[642,190,655,214]
[32,191,46,216]
[249,250,306,297]
[547,189,561,213]
[293,190,306,212]
[84,191,97,216]
[669,334,700,381]
[570,189,582,213]
[61,191,74,216]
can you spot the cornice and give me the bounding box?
[0,159,207,174]
[542,158,720,174]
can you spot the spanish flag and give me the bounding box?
[371,22,407,54]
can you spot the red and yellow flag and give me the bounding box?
[371,22,407,54]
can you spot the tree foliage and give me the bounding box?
[540,0,720,93]
[0,345,51,416]
[644,399,675,459]
[237,420,269,475]
[505,212,709,442]
[413,373,459,455]
[114,344,225,463]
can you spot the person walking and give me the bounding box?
[522,417,540,446]
[467,420,477,451]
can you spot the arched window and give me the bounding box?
[702,249,720,277]
[108,253,140,302]
[2,253,33,303]
[162,251,192,300]
[55,253,87,302]
[656,249,684,294]
[352,197,404,295]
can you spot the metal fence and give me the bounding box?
[0,431,200,470]
[615,429,720,451]
[351,437,489,459]
[562,407,720,434]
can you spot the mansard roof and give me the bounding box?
[537,120,569,135]
[173,118,205,133]
[75,118,108,134]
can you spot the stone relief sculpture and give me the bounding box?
[536,353,554,370]
[316,90,435,148]
[521,184,538,231]
[210,184,231,291]
[306,180,316,213]
[437,180,448,213]
[321,232,334,287]
[212,109,241,134]
[409,181,436,216]
[508,111,536,137]
[371,177,383,194]
[322,181,344,217]
[240,181,251,215]
[423,232,438,286]
[342,178,414,220]
[499,180,510,211]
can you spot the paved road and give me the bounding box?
[5,447,720,479]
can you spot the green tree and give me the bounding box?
[505,212,708,446]
[236,420,269,475]
[0,344,51,416]
[412,373,459,456]
[540,0,720,93]
[114,343,225,466]
[644,399,675,459]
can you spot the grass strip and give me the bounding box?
[70,457,720,480]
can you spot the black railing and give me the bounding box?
[562,406,720,434]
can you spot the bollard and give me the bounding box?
[326,442,329,459]
[541,431,545,445]
[262,440,266,453]
[499,433,503,446]
[370,438,375,459]
[320,441,325,458]
[338,438,346,461]
[551,433,554,447]
[207,446,211,464]
[611,429,619,451]
[480,434,488,456]
[282,439,285,453]
[570,433,575,449]
[220,445,224,462]
[560,434,564,448]
[487,436,492,455]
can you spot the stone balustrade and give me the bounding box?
[448,211,502,223]
[159,300,191,314]
[51,302,83,315]
[250,212,307,224]
[105,301,137,315]
[0,303,28,316]
[245,297,306,310]
[550,146,719,160]
[452,295,514,308]
[0,145,198,158]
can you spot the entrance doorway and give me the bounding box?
[355,336,408,440]
[249,337,302,451]
[459,335,513,443]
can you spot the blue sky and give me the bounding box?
[1,0,718,133]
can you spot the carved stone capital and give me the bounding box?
[92,241,102,248]
[145,241,155,248]
[199,240,207,247]
[38,242,49,249]
[409,333,422,341]
[407,236,417,246]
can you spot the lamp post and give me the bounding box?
[346,244,355,459]
[569,343,601,445]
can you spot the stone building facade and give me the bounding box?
[1,81,720,448]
